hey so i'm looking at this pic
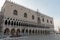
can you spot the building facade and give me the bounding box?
[0,0,54,37]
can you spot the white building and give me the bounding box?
[0,0,54,37]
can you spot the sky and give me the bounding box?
[0,0,60,31]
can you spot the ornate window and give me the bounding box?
[24,13,27,18]
[50,21,52,24]
[37,17,40,23]
[42,18,44,22]
[13,10,18,15]
[47,19,49,23]
[32,15,34,20]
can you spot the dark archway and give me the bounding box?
[32,30,34,34]
[29,29,31,34]
[5,20,7,25]
[26,29,28,33]
[17,22,18,26]
[14,21,16,26]
[11,21,13,26]
[22,29,25,33]
[16,29,20,36]
[38,30,40,34]
[8,20,10,25]
[4,28,10,35]
[35,30,37,34]
[11,28,15,36]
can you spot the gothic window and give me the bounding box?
[7,18,9,19]
[35,30,37,33]
[11,21,13,26]
[47,19,49,23]
[24,13,27,18]
[38,30,40,34]
[42,18,44,22]
[37,17,40,23]
[32,15,34,20]
[5,20,7,25]
[50,21,52,24]
[8,20,10,25]
[19,22,20,26]
[29,29,31,34]
[17,22,18,26]
[14,21,16,26]
[13,10,18,15]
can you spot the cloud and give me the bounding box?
[0,0,5,11]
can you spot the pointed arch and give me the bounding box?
[16,29,20,36]
[24,12,27,18]
[8,20,10,25]
[22,29,25,33]
[29,29,31,34]
[4,28,10,35]
[35,30,37,34]
[32,29,34,34]
[11,28,15,36]
[25,29,28,33]
[5,20,7,25]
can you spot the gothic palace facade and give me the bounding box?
[0,0,54,37]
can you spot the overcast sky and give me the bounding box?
[0,0,60,31]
